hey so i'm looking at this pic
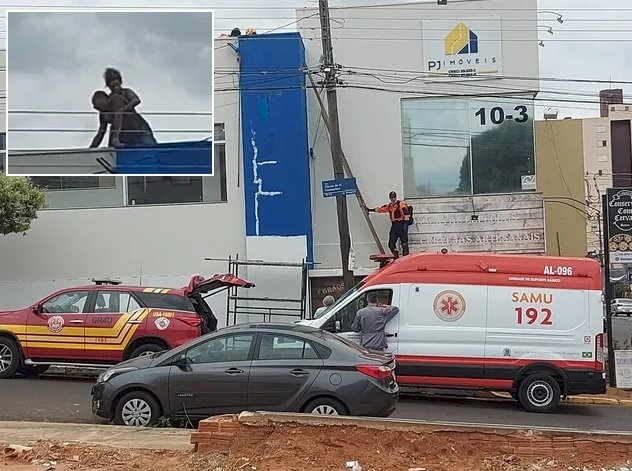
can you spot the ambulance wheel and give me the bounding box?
[129,343,165,359]
[518,374,561,413]
[0,337,21,379]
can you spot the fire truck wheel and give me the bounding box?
[129,343,165,359]
[114,391,160,427]
[0,337,22,379]
[517,373,561,413]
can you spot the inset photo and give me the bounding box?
[6,9,214,175]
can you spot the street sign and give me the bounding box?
[614,350,632,389]
[322,177,358,198]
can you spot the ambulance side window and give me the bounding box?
[322,289,393,333]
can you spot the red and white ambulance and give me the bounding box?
[302,252,606,413]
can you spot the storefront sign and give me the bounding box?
[606,188,632,263]
[309,275,365,315]
[422,17,503,79]
[407,193,545,253]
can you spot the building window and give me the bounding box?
[30,124,227,210]
[126,141,227,206]
[31,176,116,190]
[596,125,607,134]
[597,155,608,162]
[597,140,607,148]
[402,96,535,197]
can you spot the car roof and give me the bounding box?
[217,322,324,335]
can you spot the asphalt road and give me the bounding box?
[1,376,631,432]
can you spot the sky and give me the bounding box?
[1,0,631,150]
[6,9,213,150]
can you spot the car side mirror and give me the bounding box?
[175,354,191,371]
[32,304,43,315]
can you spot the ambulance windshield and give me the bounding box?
[313,281,364,319]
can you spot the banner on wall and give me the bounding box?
[606,188,632,264]
[422,17,503,80]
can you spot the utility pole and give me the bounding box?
[318,0,355,291]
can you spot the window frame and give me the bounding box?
[254,333,321,361]
[41,289,92,314]
[401,94,536,198]
[92,290,142,314]
[184,333,256,365]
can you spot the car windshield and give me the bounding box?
[312,282,364,319]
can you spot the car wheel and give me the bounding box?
[0,337,22,379]
[517,374,561,413]
[129,343,165,359]
[304,397,348,416]
[114,391,160,427]
[20,365,50,377]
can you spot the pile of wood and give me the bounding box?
[190,414,270,454]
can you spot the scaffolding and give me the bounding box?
[205,255,310,326]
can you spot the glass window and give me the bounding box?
[323,289,393,333]
[42,291,90,314]
[94,291,142,313]
[258,334,319,360]
[402,96,535,197]
[135,292,195,312]
[31,176,117,190]
[186,334,254,364]
[126,142,227,206]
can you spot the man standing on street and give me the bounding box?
[351,292,399,351]
[367,191,413,258]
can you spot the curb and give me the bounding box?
[481,391,632,407]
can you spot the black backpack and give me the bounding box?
[406,205,414,225]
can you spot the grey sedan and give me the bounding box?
[91,323,399,426]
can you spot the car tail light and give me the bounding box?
[355,364,393,380]
[595,333,604,372]
[177,315,202,327]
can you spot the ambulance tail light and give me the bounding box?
[177,314,202,328]
[595,333,604,372]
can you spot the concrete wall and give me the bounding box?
[0,43,247,323]
[535,119,588,257]
[297,0,540,271]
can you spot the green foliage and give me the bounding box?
[0,173,46,235]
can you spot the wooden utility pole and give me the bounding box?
[318,0,355,291]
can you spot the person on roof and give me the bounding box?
[367,191,413,258]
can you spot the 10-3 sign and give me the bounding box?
[475,105,529,126]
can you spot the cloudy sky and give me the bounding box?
[2,0,631,150]
[7,9,213,150]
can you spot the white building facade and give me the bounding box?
[1,0,542,319]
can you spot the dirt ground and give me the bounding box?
[2,426,632,471]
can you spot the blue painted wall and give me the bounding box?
[239,32,313,263]
[115,140,213,174]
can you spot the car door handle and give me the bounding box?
[224,368,244,375]
[386,333,397,338]
[290,369,309,376]
[68,320,84,324]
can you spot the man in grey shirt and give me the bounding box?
[351,292,399,351]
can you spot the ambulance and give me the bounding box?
[301,251,606,413]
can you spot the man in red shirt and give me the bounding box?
[367,191,412,258]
